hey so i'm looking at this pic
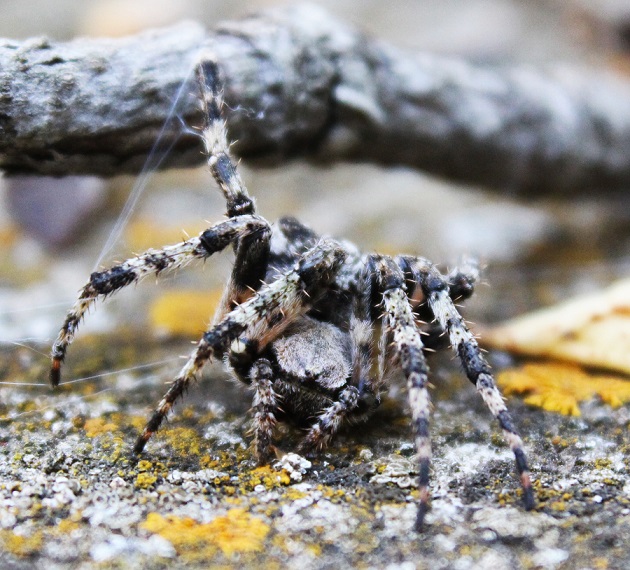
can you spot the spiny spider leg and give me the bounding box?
[196,56,273,317]
[299,385,361,452]
[446,258,480,302]
[197,57,255,218]
[50,215,269,386]
[372,255,434,531]
[134,239,347,453]
[249,358,279,464]
[50,57,262,387]
[403,256,536,511]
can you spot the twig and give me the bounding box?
[2,4,630,196]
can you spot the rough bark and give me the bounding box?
[2,3,630,196]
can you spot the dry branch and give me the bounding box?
[2,4,630,196]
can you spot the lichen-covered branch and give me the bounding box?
[2,4,630,196]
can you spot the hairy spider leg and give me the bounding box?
[298,384,361,451]
[446,258,480,302]
[404,256,536,512]
[133,239,347,453]
[50,216,269,386]
[197,57,255,218]
[50,57,266,386]
[196,56,274,317]
[372,255,434,532]
[249,358,279,463]
[400,256,480,346]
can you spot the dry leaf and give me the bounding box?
[484,278,630,375]
[497,363,630,416]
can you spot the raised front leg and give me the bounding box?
[197,57,255,219]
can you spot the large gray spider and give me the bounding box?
[50,58,535,531]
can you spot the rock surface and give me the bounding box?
[0,335,628,569]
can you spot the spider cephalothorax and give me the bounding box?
[50,57,535,531]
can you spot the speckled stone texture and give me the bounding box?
[0,336,628,569]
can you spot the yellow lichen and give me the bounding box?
[160,427,204,456]
[239,466,291,491]
[137,460,153,472]
[83,417,119,437]
[594,458,613,470]
[497,363,630,415]
[0,531,43,557]
[135,472,158,489]
[129,415,150,430]
[550,500,567,512]
[141,509,269,559]
[50,519,80,536]
[283,487,308,502]
[149,289,224,337]
[200,455,218,469]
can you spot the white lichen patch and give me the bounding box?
[202,421,246,448]
[471,507,559,539]
[274,452,312,482]
[437,442,514,476]
[166,469,229,484]
[370,454,418,488]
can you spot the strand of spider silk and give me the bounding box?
[0,357,178,388]
[59,358,177,386]
[0,300,78,314]
[0,339,52,358]
[93,56,201,271]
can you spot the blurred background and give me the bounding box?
[1,0,630,354]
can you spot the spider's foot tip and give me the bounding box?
[133,434,151,455]
[523,487,536,511]
[520,472,536,510]
[50,359,61,387]
[414,503,430,533]
[254,446,276,466]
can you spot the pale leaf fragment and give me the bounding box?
[497,363,630,416]
[484,278,630,375]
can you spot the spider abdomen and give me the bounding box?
[272,317,352,390]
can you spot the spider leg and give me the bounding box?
[249,358,279,464]
[133,239,347,453]
[371,255,434,532]
[196,58,272,318]
[299,385,360,452]
[299,257,378,452]
[402,256,536,512]
[400,256,479,318]
[50,215,269,386]
[446,257,480,302]
[197,58,255,218]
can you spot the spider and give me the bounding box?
[50,57,535,531]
